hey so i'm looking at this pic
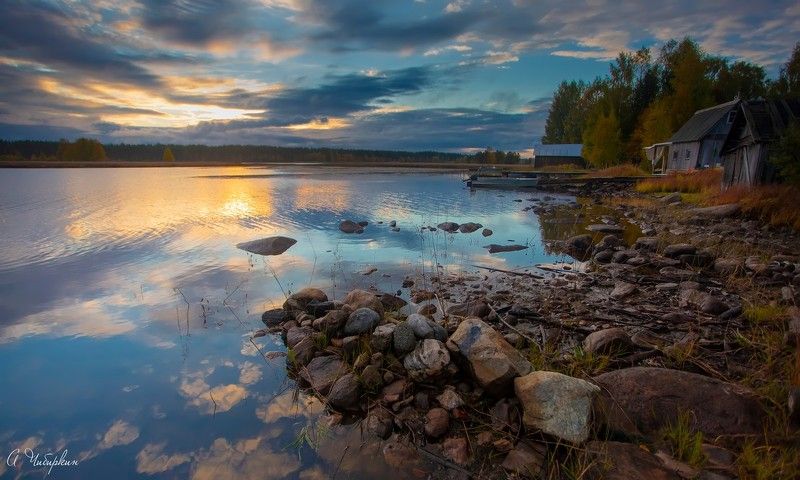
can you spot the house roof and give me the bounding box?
[533,144,583,157]
[741,98,800,142]
[668,99,739,143]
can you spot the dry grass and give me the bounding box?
[709,184,800,231]
[635,168,723,194]
[584,164,649,178]
[535,163,586,172]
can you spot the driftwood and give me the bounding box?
[471,264,543,279]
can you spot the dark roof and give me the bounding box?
[668,99,739,143]
[742,99,800,142]
[721,98,800,153]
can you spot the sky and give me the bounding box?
[1,0,798,154]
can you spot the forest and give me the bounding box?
[542,38,800,168]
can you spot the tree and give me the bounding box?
[582,110,623,168]
[771,120,800,185]
[713,60,766,102]
[162,147,175,162]
[542,80,588,144]
[770,43,800,98]
[56,138,106,162]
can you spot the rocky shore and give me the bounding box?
[257,185,800,479]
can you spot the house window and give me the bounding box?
[673,150,678,160]
[685,149,691,160]
[727,111,736,124]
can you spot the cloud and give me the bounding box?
[99,420,140,450]
[136,443,191,474]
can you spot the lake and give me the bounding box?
[0,166,579,479]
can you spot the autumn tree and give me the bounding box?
[771,120,800,185]
[162,147,175,162]
[542,80,588,144]
[582,110,623,168]
[770,42,800,98]
[56,138,106,162]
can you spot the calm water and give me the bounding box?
[0,166,578,479]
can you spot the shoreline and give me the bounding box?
[259,182,800,478]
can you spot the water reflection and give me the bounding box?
[0,167,593,479]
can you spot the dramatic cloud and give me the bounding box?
[1,0,798,151]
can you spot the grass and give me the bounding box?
[535,163,586,173]
[710,184,800,231]
[736,441,800,480]
[660,411,706,467]
[635,168,723,194]
[566,346,611,377]
[743,304,787,325]
[584,164,649,178]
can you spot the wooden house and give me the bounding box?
[663,99,739,171]
[532,144,586,169]
[720,99,800,187]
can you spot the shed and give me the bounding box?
[643,142,671,174]
[665,99,739,171]
[720,99,800,187]
[532,144,586,169]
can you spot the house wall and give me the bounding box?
[722,143,765,187]
[697,113,736,168]
[667,142,700,171]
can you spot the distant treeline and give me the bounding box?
[542,38,800,168]
[0,139,473,164]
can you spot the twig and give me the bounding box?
[471,264,544,279]
[331,445,350,480]
[417,447,473,477]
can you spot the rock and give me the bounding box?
[680,251,715,268]
[382,379,410,403]
[380,293,407,312]
[292,336,316,366]
[566,234,593,255]
[366,409,394,439]
[700,296,729,315]
[482,228,493,237]
[594,249,614,263]
[417,304,437,315]
[583,328,632,355]
[664,243,696,258]
[305,300,336,317]
[476,431,494,446]
[745,256,768,274]
[635,237,659,251]
[371,323,396,352]
[339,220,363,233]
[382,438,419,469]
[789,388,800,426]
[659,266,696,279]
[691,203,740,218]
[593,367,765,438]
[313,308,348,334]
[655,282,679,291]
[393,322,417,354]
[501,441,547,478]
[286,326,312,348]
[424,408,450,438]
[661,192,682,203]
[595,234,623,251]
[343,289,385,317]
[587,224,624,234]
[407,313,435,338]
[301,356,345,394]
[344,308,381,335]
[585,441,681,480]
[437,221,460,233]
[341,335,360,357]
[284,288,328,314]
[237,235,297,257]
[442,437,469,465]
[436,388,464,410]
[485,244,528,253]
[389,220,396,227]
[514,371,600,444]
[610,281,636,299]
[447,318,532,394]
[262,308,288,327]
[404,339,450,381]
[327,373,360,410]
[458,222,482,233]
[361,364,383,391]
[786,307,800,347]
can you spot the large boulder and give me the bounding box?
[586,224,624,234]
[371,323,396,352]
[690,203,740,218]
[339,220,363,234]
[344,308,380,335]
[424,407,450,438]
[261,308,288,327]
[566,234,593,256]
[236,236,297,256]
[327,373,360,410]
[593,367,765,439]
[343,289,385,318]
[379,293,407,312]
[312,308,349,335]
[514,371,600,444]
[300,356,345,394]
[585,441,681,480]
[404,339,450,381]
[663,243,696,258]
[485,244,528,254]
[283,288,328,315]
[447,318,532,394]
